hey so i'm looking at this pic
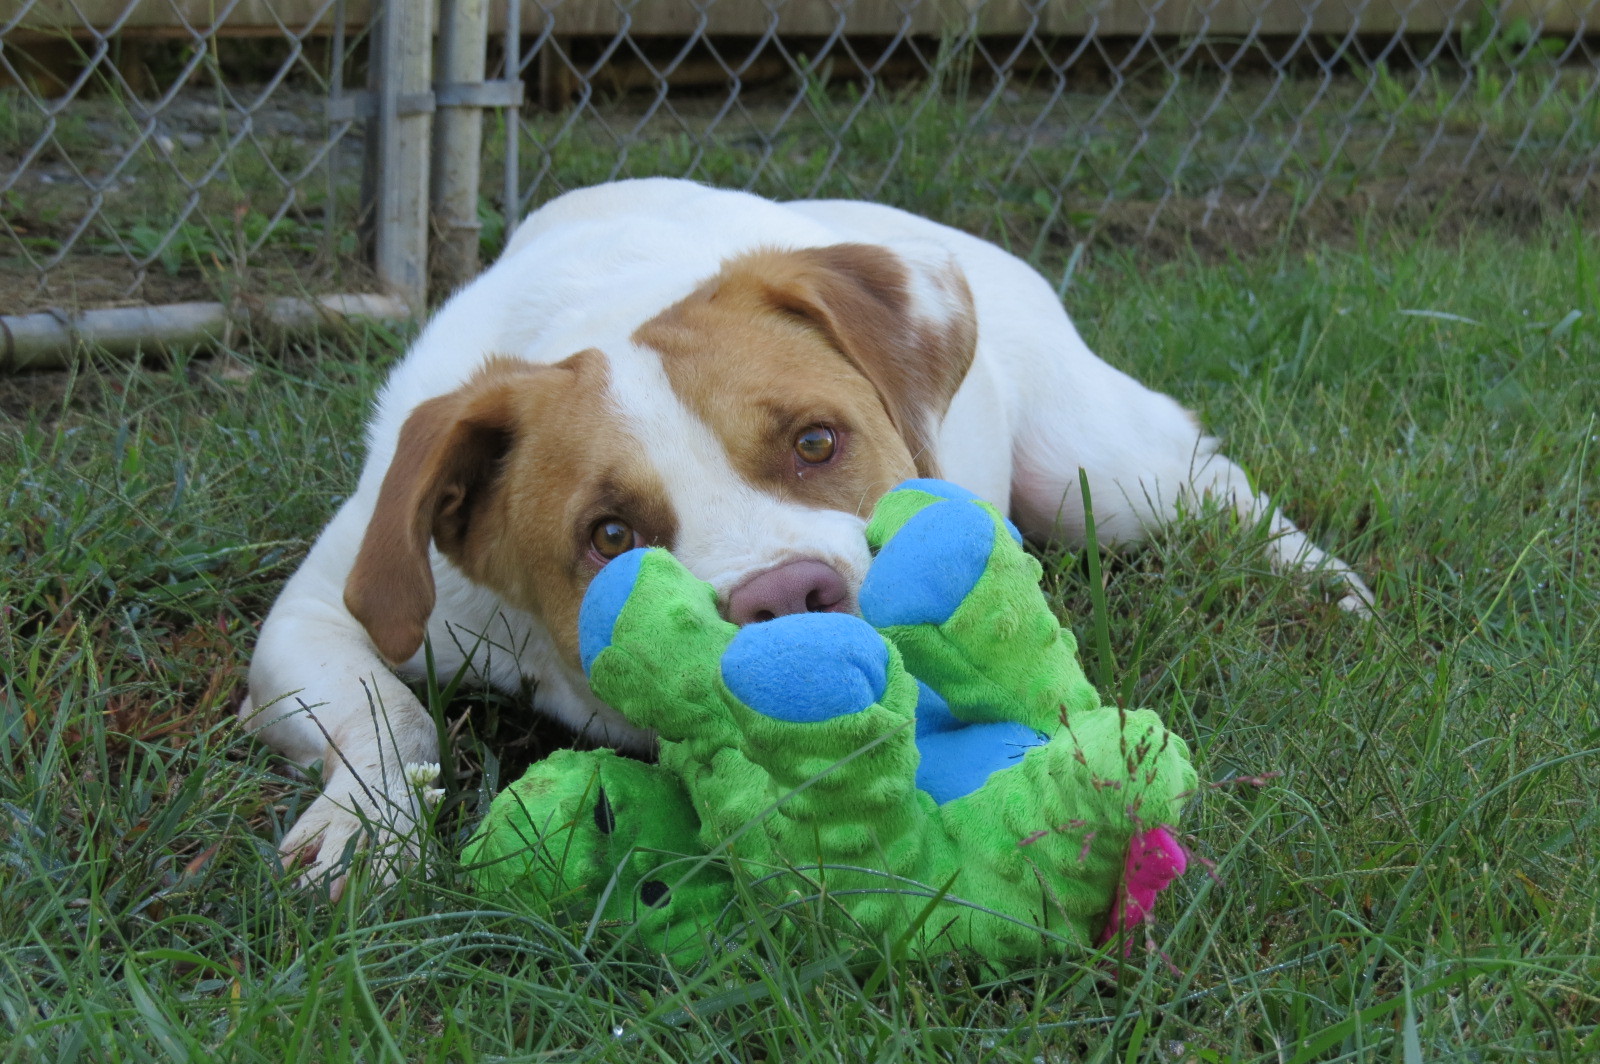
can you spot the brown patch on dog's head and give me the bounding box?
[344,353,675,668]
[634,242,976,516]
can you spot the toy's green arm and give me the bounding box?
[861,480,1102,732]
[580,549,930,868]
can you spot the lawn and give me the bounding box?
[2,215,1597,1059]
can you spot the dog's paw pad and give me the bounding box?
[721,613,887,722]
[578,548,651,673]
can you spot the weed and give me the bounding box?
[1362,8,1594,148]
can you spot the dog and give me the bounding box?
[242,178,1373,896]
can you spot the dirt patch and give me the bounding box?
[0,364,74,419]
[1,85,369,316]
[1085,170,1599,262]
[0,254,379,318]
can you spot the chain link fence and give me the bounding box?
[0,1,393,352]
[502,0,1599,273]
[3,0,1597,363]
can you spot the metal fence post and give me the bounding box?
[432,0,489,291]
[502,0,523,242]
[372,0,436,311]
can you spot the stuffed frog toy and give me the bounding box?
[465,480,1196,965]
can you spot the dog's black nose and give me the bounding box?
[726,560,850,625]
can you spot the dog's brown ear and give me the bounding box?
[344,368,524,665]
[754,243,976,477]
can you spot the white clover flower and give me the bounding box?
[404,762,441,787]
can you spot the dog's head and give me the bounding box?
[343,242,976,668]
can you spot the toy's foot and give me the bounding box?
[463,749,731,959]
[720,612,892,725]
[911,679,1049,804]
[716,611,929,862]
[862,478,1025,562]
[936,706,1196,945]
[861,480,1099,732]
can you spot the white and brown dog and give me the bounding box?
[243,178,1372,894]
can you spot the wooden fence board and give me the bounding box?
[3,0,1594,39]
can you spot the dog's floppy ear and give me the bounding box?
[344,364,527,665]
[754,243,976,477]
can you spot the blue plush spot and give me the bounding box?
[892,479,1024,544]
[860,501,994,626]
[578,548,649,675]
[913,681,961,738]
[721,613,888,723]
[915,722,1048,804]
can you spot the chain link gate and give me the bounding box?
[3,1,1597,368]
[0,0,438,368]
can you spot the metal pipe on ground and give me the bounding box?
[0,294,412,373]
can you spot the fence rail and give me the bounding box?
[3,0,1598,367]
[10,1,1599,36]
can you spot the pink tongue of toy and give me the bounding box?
[1102,826,1188,949]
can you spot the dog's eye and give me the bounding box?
[590,519,637,560]
[795,426,837,465]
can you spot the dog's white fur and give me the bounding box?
[244,179,1372,894]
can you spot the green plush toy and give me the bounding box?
[464,480,1197,966]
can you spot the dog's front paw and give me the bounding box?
[1333,569,1377,617]
[278,774,422,900]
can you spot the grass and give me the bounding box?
[2,215,1596,1060]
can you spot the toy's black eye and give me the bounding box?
[795,426,836,465]
[590,519,636,560]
